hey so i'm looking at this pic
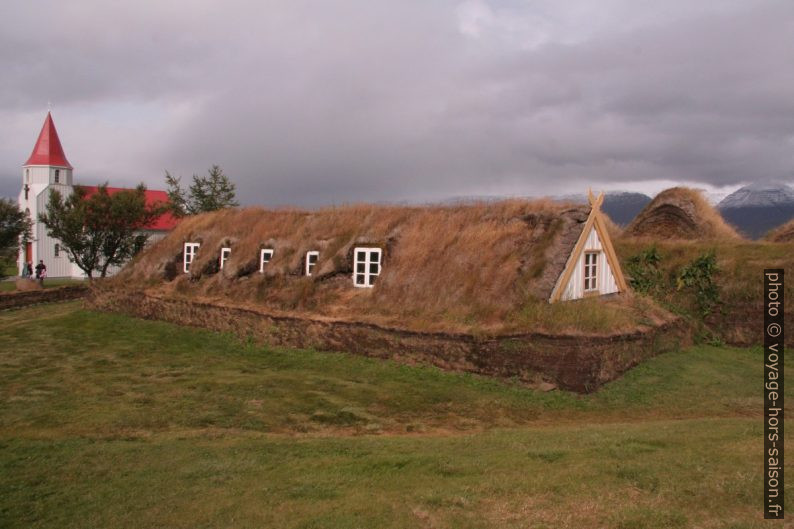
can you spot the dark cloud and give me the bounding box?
[1,0,792,204]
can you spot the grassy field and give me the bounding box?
[0,302,790,528]
[0,277,84,292]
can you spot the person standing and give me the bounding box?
[34,260,46,286]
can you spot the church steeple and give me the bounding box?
[24,112,72,169]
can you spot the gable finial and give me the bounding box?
[587,189,605,210]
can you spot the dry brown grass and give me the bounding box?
[113,200,670,334]
[624,187,742,241]
[764,218,794,242]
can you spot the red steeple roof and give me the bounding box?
[24,112,73,169]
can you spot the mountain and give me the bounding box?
[441,190,651,226]
[556,191,652,226]
[601,192,653,226]
[717,183,794,239]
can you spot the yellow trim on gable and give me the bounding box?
[548,192,628,303]
[592,209,628,292]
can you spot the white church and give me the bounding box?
[17,112,177,278]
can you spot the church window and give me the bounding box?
[54,169,60,184]
[54,244,60,258]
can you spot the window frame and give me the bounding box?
[54,169,60,183]
[220,247,231,269]
[583,251,599,292]
[259,248,274,273]
[352,247,382,288]
[305,251,319,276]
[184,242,200,273]
[54,243,60,258]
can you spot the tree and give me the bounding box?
[39,184,166,279]
[0,199,32,279]
[165,165,238,217]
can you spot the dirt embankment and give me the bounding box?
[706,301,794,347]
[86,286,691,393]
[0,285,89,311]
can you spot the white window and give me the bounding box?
[353,247,382,288]
[259,249,274,273]
[54,243,60,257]
[584,252,598,292]
[305,251,319,276]
[220,247,231,269]
[54,169,60,183]
[184,242,200,273]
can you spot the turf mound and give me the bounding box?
[764,218,794,242]
[624,187,741,240]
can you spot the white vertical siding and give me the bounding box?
[559,225,619,301]
[24,166,53,187]
[34,188,74,278]
[16,169,52,275]
[66,230,169,278]
[146,231,168,246]
[20,175,171,278]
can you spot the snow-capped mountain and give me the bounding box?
[718,183,794,209]
[718,183,794,239]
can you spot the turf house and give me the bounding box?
[89,190,687,393]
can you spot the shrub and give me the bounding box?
[625,246,663,296]
[676,251,719,318]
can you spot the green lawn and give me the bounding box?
[0,277,84,292]
[0,302,790,528]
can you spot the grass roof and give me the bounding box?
[624,187,742,241]
[111,200,672,334]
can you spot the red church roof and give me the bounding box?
[77,186,179,231]
[24,112,73,169]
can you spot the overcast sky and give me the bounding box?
[1,0,792,205]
